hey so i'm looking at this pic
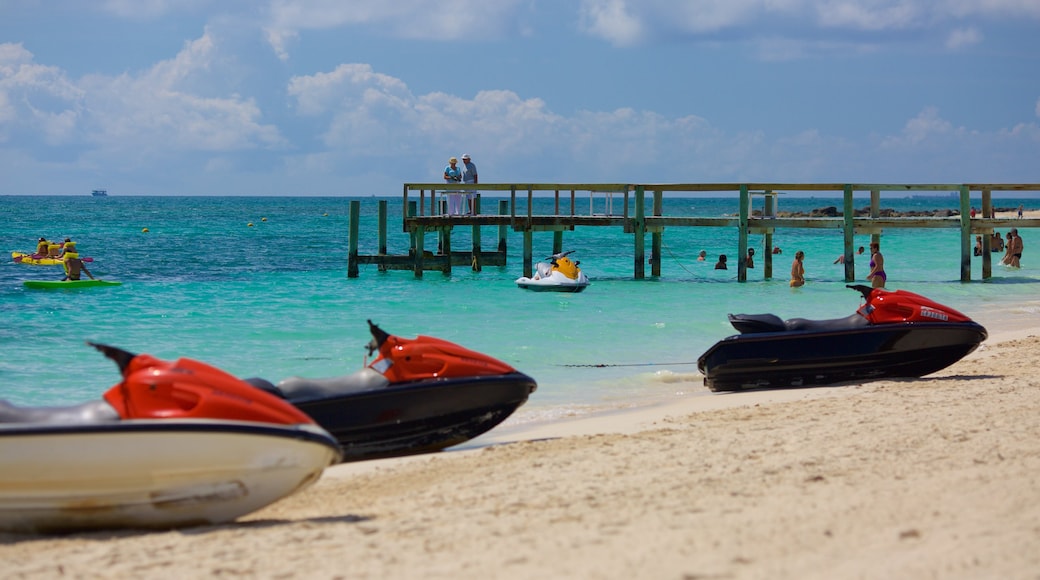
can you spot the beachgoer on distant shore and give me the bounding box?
[867,242,886,288]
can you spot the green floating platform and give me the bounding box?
[23,279,122,289]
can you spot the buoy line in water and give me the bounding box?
[558,361,700,368]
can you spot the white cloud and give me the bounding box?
[263,0,529,57]
[882,107,956,147]
[945,27,983,49]
[0,33,284,164]
[578,0,645,47]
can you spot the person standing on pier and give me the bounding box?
[443,157,462,215]
[789,251,805,287]
[461,154,478,215]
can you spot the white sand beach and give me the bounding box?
[2,320,1039,579]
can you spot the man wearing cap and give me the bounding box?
[460,154,478,214]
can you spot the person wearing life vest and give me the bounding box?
[61,243,94,281]
[34,238,49,257]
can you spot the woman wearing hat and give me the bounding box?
[443,157,462,215]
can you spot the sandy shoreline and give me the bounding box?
[3,311,1039,578]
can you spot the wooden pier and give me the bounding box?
[346,183,1040,282]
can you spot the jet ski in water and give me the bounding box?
[0,344,341,534]
[698,285,988,392]
[247,321,537,462]
[515,251,590,292]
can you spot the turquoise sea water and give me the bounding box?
[2,195,1038,429]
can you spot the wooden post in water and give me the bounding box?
[870,189,881,248]
[738,185,749,282]
[471,195,482,271]
[522,230,533,278]
[981,189,992,279]
[842,185,855,282]
[347,200,360,278]
[410,201,425,278]
[634,185,646,279]
[959,185,972,282]
[377,200,388,255]
[498,200,509,254]
[763,192,775,280]
[651,190,662,277]
[440,224,452,275]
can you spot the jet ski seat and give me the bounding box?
[245,369,391,402]
[0,399,120,424]
[729,312,869,334]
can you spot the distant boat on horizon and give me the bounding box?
[91,189,108,197]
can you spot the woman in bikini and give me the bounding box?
[789,251,805,287]
[867,242,886,288]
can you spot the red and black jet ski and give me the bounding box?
[0,344,341,533]
[697,285,988,392]
[247,320,537,462]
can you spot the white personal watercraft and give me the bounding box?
[515,251,590,292]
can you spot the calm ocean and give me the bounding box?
[2,195,1037,430]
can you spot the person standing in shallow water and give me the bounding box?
[789,251,805,287]
[867,242,886,288]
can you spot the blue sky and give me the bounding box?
[1,1,1038,196]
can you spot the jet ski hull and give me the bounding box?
[0,420,341,533]
[288,372,537,461]
[698,322,987,392]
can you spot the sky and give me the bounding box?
[1,0,1039,196]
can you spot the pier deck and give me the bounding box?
[345,183,1039,282]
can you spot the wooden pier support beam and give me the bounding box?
[870,189,881,247]
[981,189,992,279]
[377,200,388,255]
[959,185,972,282]
[471,195,483,271]
[738,185,749,282]
[763,192,775,280]
[498,200,509,253]
[409,201,425,278]
[842,185,855,282]
[651,190,662,277]
[347,200,360,278]
[634,186,646,279]
[522,230,533,278]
